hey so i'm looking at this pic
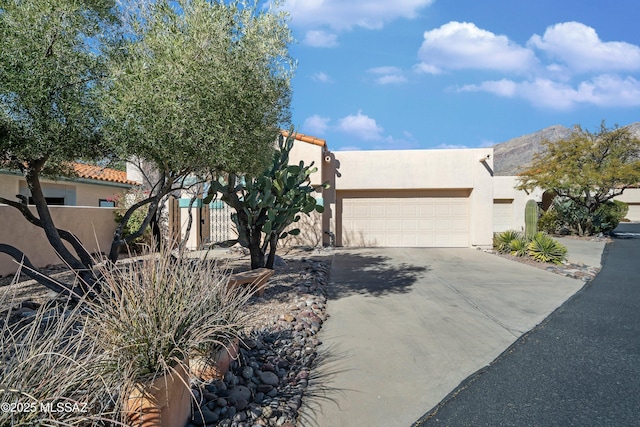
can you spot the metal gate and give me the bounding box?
[209,200,237,245]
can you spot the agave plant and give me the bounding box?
[493,230,523,253]
[527,232,568,264]
[509,236,529,257]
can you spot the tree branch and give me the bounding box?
[0,244,86,300]
[0,195,94,268]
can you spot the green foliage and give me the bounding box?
[208,132,328,269]
[527,232,568,264]
[102,0,294,178]
[0,0,118,173]
[525,199,539,239]
[112,188,152,251]
[538,208,560,234]
[593,200,628,233]
[509,236,529,257]
[494,229,567,264]
[493,230,522,253]
[517,122,640,236]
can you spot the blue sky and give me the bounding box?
[277,0,640,150]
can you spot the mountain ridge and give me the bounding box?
[493,122,640,176]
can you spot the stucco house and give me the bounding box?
[269,133,495,249]
[0,164,139,276]
[173,132,640,251]
[285,134,640,249]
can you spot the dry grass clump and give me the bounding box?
[1,248,255,425]
[1,285,123,426]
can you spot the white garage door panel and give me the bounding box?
[493,200,514,232]
[341,193,470,247]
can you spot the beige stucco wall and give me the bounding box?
[331,148,495,248]
[493,176,545,232]
[75,181,128,207]
[1,172,130,208]
[614,188,640,221]
[0,206,118,276]
[288,141,326,187]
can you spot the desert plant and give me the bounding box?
[509,236,529,257]
[112,187,153,252]
[527,232,567,264]
[525,199,539,239]
[538,208,560,234]
[0,283,123,426]
[493,230,522,253]
[209,131,328,269]
[86,248,253,387]
[593,200,628,233]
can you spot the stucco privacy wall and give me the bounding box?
[0,206,118,277]
[332,148,494,248]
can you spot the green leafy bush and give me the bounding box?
[112,187,152,252]
[527,232,568,264]
[538,208,560,234]
[593,200,628,233]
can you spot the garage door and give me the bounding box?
[338,190,470,247]
[493,199,514,232]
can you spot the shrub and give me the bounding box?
[553,197,591,235]
[86,248,253,386]
[527,232,568,264]
[112,187,153,252]
[538,208,560,234]
[493,230,522,253]
[593,200,628,233]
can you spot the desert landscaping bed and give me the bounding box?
[0,247,334,427]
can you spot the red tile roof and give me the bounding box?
[282,131,327,148]
[73,163,139,186]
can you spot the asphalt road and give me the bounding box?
[413,224,640,427]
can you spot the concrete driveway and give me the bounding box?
[299,247,589,427]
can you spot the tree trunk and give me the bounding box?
[249,242,265,270]
[265,234,278,269]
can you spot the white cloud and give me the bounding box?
[303,115,331,135]
[416,21,538,74]
[459,75,640,110]
[458,79,518,97]
[281,0,434,31]
[413,62,442,75]
[528,22,640,73]
[367,66,407,84]
[312,71,333,83]
[303,30,338,48]
[337,111,384,140]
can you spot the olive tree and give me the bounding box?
[0,0,119,296]
[517,122,640,235]
[0,0,294,297]
[101,0,294,261]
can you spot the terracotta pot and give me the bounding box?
[125,361,192,427]
[190,338,240,381]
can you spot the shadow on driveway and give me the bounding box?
[328,251,429,299]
